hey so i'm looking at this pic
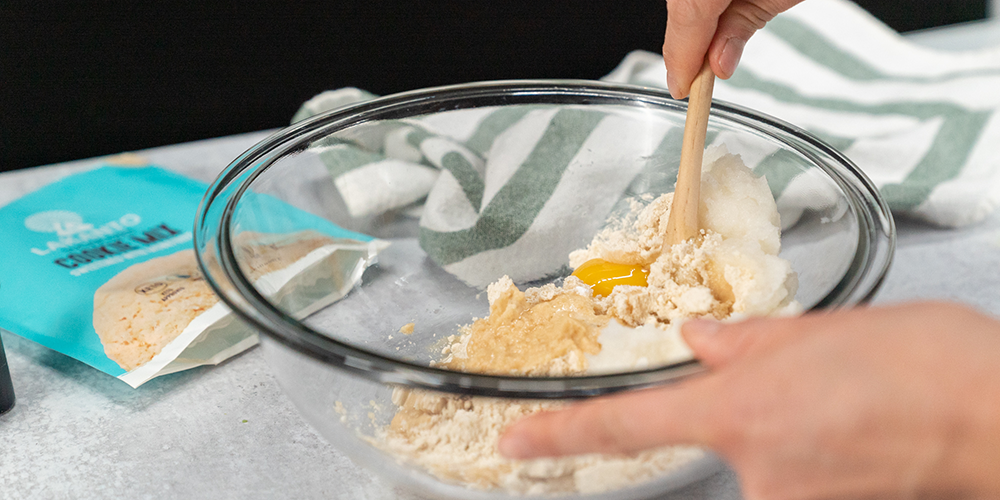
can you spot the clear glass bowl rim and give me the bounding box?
[194,79,896,399]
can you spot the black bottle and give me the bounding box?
[0,334,14,415]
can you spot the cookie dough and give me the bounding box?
[375,146,798,494]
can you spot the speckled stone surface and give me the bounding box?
[5,133,1000,500]
[0,132,410,500]
[0,131,745,500]
[2,25,998,500]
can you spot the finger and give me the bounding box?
[682,314,815,369]
[707,0,803,78]
[663,0,731,98]
[683,319,757,369]
[499,378,718,459]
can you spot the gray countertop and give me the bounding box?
[3,22,999,500]
[0,131,747,500]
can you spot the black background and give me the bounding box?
[0,1,988,172]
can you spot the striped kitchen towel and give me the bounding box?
[293,99,676,287]
[606,0,1000,228]
[293,0,1000,286]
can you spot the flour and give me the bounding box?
[376,387,703,495]
[371,145,798,494]
[571,145,799,326]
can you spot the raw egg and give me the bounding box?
[571,259,648,297]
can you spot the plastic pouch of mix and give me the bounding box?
[0,165,386,387]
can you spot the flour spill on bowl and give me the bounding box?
[365,145,800,494]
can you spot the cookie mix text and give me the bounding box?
[53,224,182,269]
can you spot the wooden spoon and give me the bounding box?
[664,61,716,247]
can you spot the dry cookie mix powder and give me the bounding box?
[373,146,799,494]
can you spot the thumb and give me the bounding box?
[662,0,727,99]
[682,316,795,369]
[499,377,718,459]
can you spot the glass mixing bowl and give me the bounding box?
[194,80,894,499]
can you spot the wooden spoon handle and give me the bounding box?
[665,62,716,247]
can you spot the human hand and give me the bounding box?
[663,0,804,99]
[499,302,1000,499]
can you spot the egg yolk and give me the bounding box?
[571,259,648,297]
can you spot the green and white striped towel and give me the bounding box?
[294,100,677,287]
[606,0,1000,228]
[294,0,1000,287]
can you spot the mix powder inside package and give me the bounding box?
[0,165,385,387]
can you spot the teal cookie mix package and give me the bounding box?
[0,165,386,387]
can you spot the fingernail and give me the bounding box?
[666,72,681,99]
[683,319,721,337]
[498,432,532,459]
[719,37,746,79]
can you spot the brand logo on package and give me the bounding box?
[25,210,191,277]
[26,210,143,255]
